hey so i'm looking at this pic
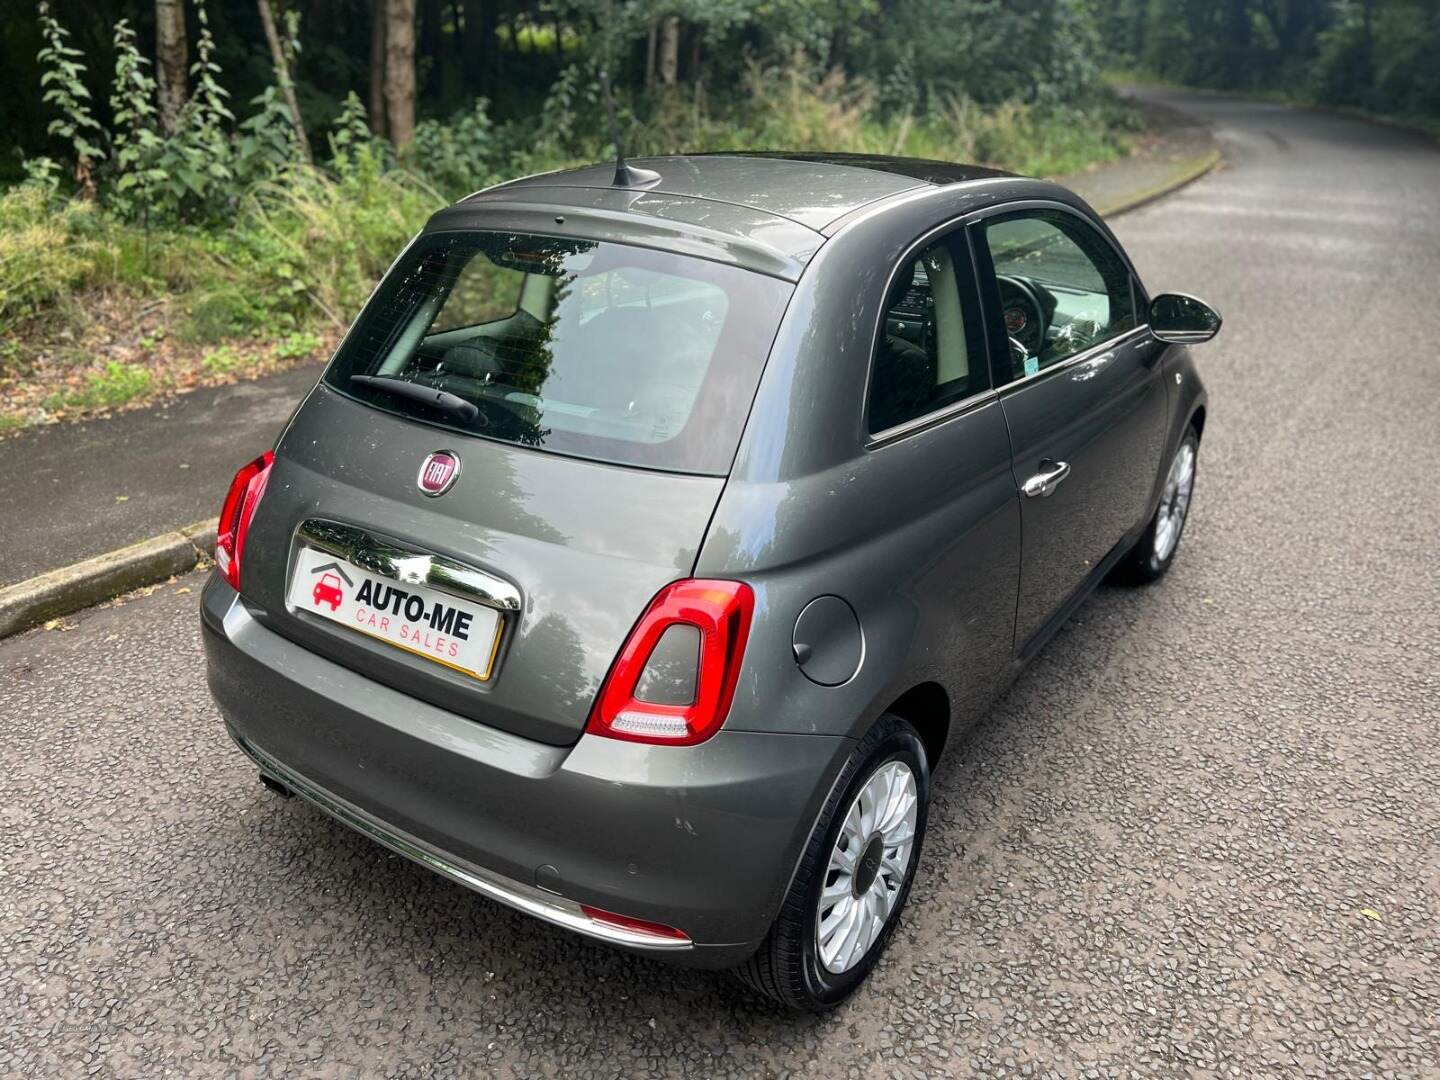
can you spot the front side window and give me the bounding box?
[868,237,988,434]
[980,211,1136,382]
[325,231,793,475]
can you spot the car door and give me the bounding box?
[859,228,1021,725]
[970,206,1167,652]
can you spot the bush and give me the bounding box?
[179,154,443,341]
[410,99,504,199]
[0,183,98,332]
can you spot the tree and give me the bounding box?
[369,0,387,136]
[384,0,417,148]
[155,0,188,135]
[657,14,679,86]
[255,0,311,162]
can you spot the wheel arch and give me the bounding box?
[883,681,951,768]
[1189,403,1207,441]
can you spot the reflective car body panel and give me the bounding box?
[241,384,727,745]
[204,152,1210,961]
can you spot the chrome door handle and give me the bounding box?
[1022,459,1071,498]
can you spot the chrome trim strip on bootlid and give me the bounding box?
[296,518,522,612]
[230,729,693,952]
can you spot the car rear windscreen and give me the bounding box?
[324,230,794,475]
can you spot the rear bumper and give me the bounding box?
[201,574,851,967]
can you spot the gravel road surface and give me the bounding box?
[3,91,1438,1077]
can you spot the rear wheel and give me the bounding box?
[733,714,930,1011]
[1112,425,1199,585]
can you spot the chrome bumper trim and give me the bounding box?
[230,730,693,952]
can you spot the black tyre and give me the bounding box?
[733,713,930,1011]
[1111,425,1199,586]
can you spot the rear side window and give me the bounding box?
[868,237,989,434]
[326,231,793,475]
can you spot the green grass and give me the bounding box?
[274,330,322,359]
[200,345,243,374]
[42,361,153,411]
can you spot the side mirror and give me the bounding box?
[1149,292,1222,344]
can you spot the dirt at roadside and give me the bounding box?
[0,290,338,435]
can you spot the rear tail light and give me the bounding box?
[580,904,690,942]
[586,579,754,747]
[215,450,274,592]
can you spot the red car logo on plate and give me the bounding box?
[418,451,460,496]
[312,572,345,611]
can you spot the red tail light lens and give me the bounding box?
[586,579,754,746]
[215,450,274,592]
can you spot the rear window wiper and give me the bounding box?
[350,375,479,424]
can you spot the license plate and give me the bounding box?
[287,546,503,680]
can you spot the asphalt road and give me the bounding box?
[3,92,1439,1077]
[0,364,322,587]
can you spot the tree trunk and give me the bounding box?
[369,0,387,136]
[155,0,188,135]
[828,25,848,75]
[384,0,417,149]
[461,0,482,94]
[479,0,497,97]
[645,21,657,89]
[257,0,313,162]
[420,0,442,87]
[657,15,679,86]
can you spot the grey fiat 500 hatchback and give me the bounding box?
[202,152,1219,1010]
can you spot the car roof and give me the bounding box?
[429,152,1034,281]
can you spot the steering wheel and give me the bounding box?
[996,274,1047,370]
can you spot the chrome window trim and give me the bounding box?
[865,388,999,448]
[294,518,522,613]
[993,324,1152,397]
[961,197,1145,281]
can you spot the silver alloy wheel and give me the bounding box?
[1153,441,1196,563]
[816,760,919,974]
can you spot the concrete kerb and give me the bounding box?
[0,520,215,638]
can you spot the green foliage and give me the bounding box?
[275,330,322,359]
[410,100,502,198]
[109,20,166,221]
[4,0,1159,420]
[1313,0,1440,118]
[234,86,301,181]
[327,93,378,168]
[36,1,104,195]
[201,344,242,373]
[44,361,152,411]
[858,0,1105,109]
[155,3,236,218]
[1107,0,1440,125]
[0,183,96,332]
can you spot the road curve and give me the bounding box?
[2,92,1438,1076]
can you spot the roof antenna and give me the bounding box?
[598,54,659,188]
